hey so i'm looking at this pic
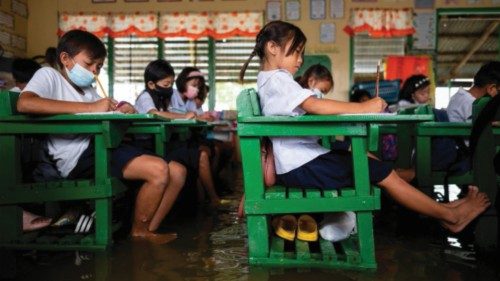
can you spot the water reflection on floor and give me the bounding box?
[11,172,500,281]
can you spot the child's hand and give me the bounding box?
[362,97,387,113]
[197,112,215,121]
[183,112,196,119]
[115,102,136,114]
[91,98,117,112]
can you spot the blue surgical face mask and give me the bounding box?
[66,61,95,88]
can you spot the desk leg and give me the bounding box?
[351,137,376,267]
[94,135,112,247]
[240,137,268,260]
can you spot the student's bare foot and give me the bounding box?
[444,186,479,207]
[442,186,490,233]
[131,230,177,244]
[22,210,52,232]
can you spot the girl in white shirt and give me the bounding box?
[239,20,490,234]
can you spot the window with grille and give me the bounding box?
[214,37,258,110]
[353,34,406,78]
[112,36,159,103]
[101,36,257,109]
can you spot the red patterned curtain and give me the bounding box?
[58,11,263,39]
[344,8,415,37]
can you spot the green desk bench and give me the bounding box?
[236,88,433,270]
[0,90,169,251]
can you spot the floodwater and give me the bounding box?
[7,170,500,281]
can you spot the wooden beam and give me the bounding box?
[449,21,500,79]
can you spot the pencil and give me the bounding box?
[375,60,381,98]
[95,75,108,98]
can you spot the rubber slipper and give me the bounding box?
[297,214,318,242]
[272,215,297,241]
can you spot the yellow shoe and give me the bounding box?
[272,215,297,241]
[297,214,318,242]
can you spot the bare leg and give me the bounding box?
[122,155,175,244]
[378,171,490,233]
[198,150,221,206]
[148,161,186,232]
[395,168,415,183]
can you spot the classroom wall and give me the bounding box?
[0,0,28,58]
[26,0,497,100]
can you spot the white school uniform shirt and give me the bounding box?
[447,88,475,122]
[135,90,157,114]
[22,67,100,177]
[257,69,329,174]
[168,88,198,114]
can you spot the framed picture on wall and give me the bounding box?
[310,0,326,20]
[285,0,300,20]
[92,0,116,3]
[266,1,281,21]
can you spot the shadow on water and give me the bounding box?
[9,168,500,281]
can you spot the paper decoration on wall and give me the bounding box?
[11,0,27,17]
[414,0,434,9]
[330,0,344,19]
[310,0,326,20]
[92,0,116,2]
[0,11,14,29]
[11,35,26,50]
[413,12,436,50]
[266,1,281,21]
[320,22,335,43]
[285,0,300,20]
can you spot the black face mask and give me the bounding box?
[153,85,173,99]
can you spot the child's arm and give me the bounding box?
[17,92,117,114]
[301,96,387,115]
[148,108,196,119]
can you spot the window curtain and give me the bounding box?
[344,8,415,38]
[159,11,262,39]
[58,11,262,39]
[58,12,158,37]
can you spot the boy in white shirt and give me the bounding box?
[447,61,500,122]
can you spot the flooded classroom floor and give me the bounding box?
[6,168,500,281]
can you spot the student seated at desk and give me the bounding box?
[16,30,186,244]
[447,61,500,123]
[135,60,223,207]
[295,63,334,99]
[239,20,490,234]
[397,75,431,109]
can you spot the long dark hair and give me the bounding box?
[239,20,306,82]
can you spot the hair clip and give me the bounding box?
[414,77,429,89]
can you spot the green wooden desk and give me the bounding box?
[237,89,433,270]
[0,113,169,251]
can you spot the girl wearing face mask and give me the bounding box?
[296,64,334,98]
[135,60,195,120]
[169,67,206,115]
[135,60,223,208]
